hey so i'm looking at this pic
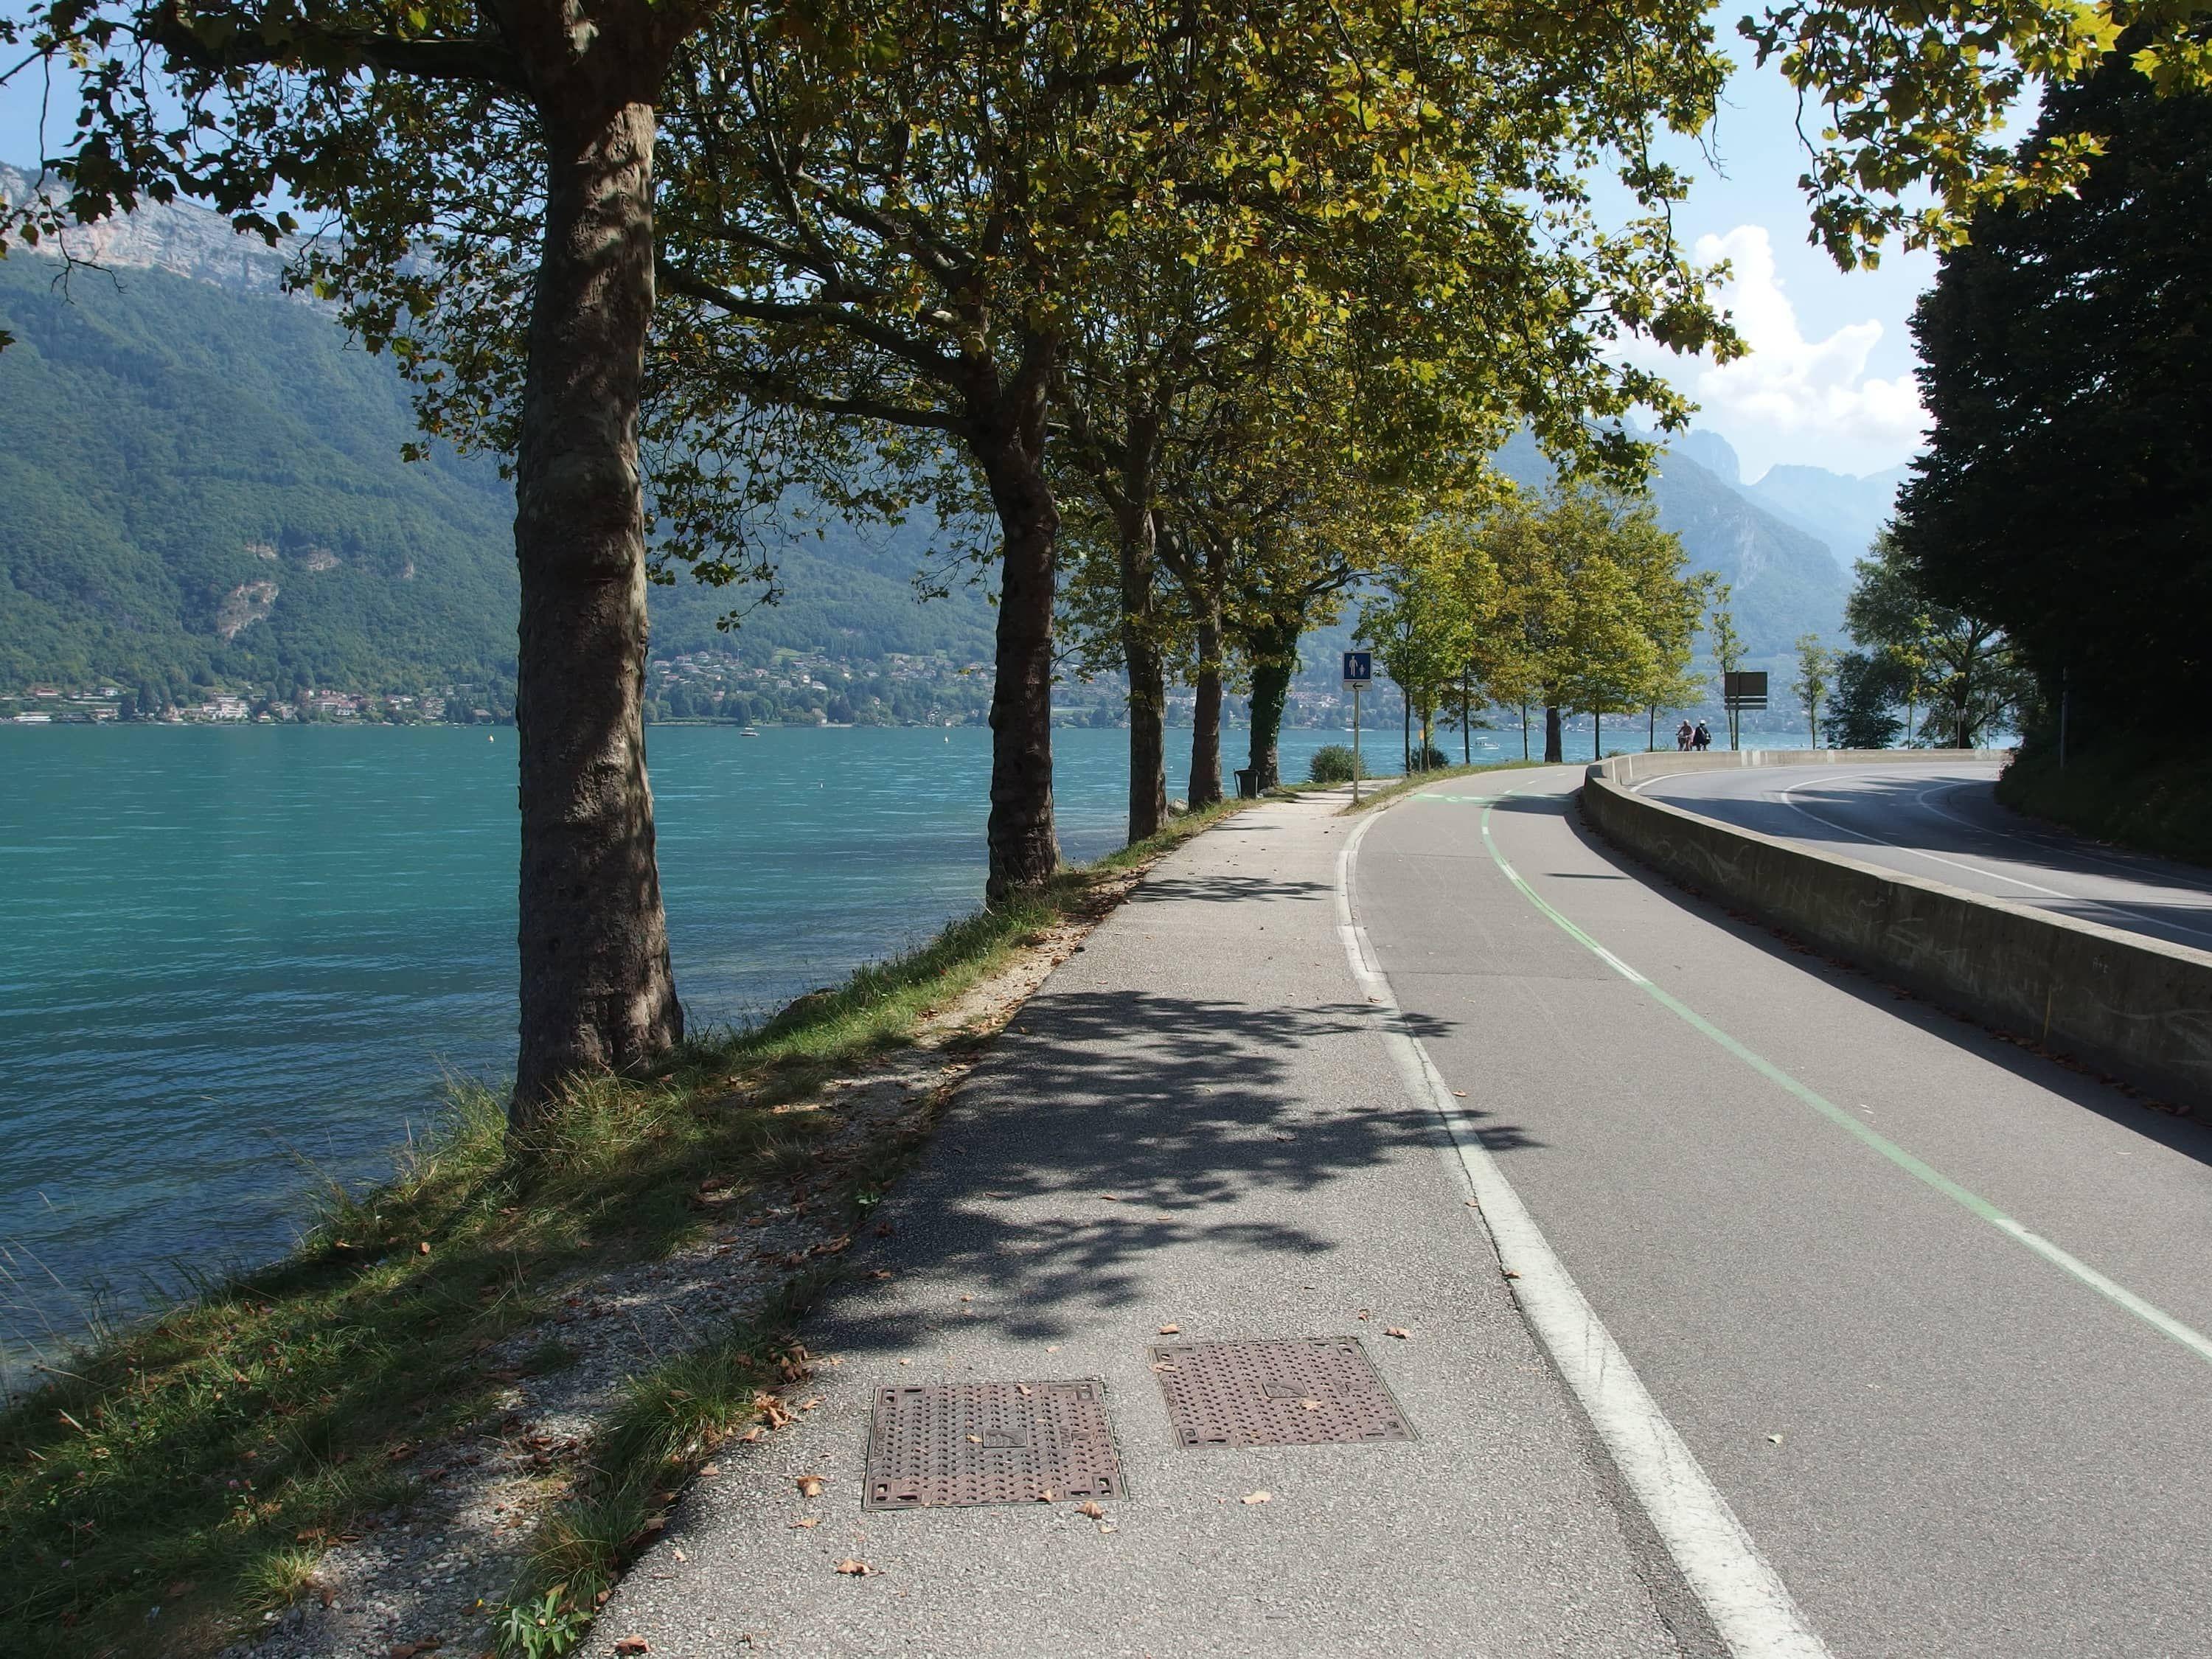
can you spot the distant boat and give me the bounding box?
[740,728,760,737]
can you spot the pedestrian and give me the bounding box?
[1674,718,1693,751]
[1692,720,1711,752]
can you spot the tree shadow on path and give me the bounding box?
[815,986,1536,1356]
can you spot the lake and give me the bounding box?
[0,714,1642,1365]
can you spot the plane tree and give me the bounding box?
[0,0,759,1119]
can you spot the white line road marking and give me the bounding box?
[1338,810,1833,1659]
[1775,782,2076,898]
[1775,778,2212,947]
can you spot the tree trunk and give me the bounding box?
[1544,703,1563,763]
[1463,669,1472,765]
[1119,507,1166,843]
[978,414,1062,902]
[1521,698,1530,760]
[1402,694,1412,773]
[512,100,682,1124]
[1189,605,1224,807]
[1245,624,1297,790]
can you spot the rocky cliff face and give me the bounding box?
[1,163,300,296]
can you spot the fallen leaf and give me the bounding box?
[1157,1324,1181,1335]
[1099,1521,1117,1533]
[613,1641,650,1655]
[1298,1398,1322,1411]
[1384,1326,1409,1340]
[1149,1362,1178,1373]
[967,1434,983,1444]
[164,1582,197,1599]
[386,1644,442,1659]
[796,1475,825,1498]
[1037,1488,1057,1501]
[697,1464,719,1478]
[672,1549,687,1563]
[739,1427,765,1444]
[799,1398,821,1411]
[1452,1090,1467,1098]
[835,1559,873,1576]
[1241,1490,1271,1506]
[791,1517,821,1529]
[1076,1501,1105,1518]
[960,1294,973,1302]
[1767,1433,1785,1445]
[1503,1270,1521,1280]
[869,1270,894,1281]
[897,1358,912,1367]
[1099,1194,1122,1202]
[1046,1344,1061,1352]
[1017,1384,1033,1397]
[416,1242,431,1256]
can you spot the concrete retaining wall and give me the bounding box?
[1580,749,2212,1110]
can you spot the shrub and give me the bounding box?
[1308,745,1363,784]
[1409,742,1450,772]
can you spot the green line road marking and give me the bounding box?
[1478,793,2212,1371]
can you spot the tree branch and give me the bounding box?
[658,260,965,383]
[148,5,527,91]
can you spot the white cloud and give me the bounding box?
[1652,225,1926,478]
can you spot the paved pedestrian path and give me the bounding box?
[591,791,1705,1658]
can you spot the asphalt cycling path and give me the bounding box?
[1636,757,2212,952]
[593,790,1717,1658]
[1354,764,2212,1657]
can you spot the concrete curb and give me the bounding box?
[1579,749,2212,1113]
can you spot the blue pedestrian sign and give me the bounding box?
[1342,650,1372,689]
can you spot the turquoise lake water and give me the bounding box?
[0,716,1620,1359]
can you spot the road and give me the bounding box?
[1635,757,2212,952]
[1356,765,2212,1657]
[592,771,2212,1659]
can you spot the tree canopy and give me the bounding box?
[1896,45,2212,748]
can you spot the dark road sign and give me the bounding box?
[1723,670,1768,710]
[1343,650,1372,688]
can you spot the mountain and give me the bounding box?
[0,165,998,709]
[1495,429,1849,658]
[1656,422,1908,571]
[1671,428,1745,484]
[1744,461,1910,571]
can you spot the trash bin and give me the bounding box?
[1234,767,1260,799]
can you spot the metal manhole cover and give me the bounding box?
[1151,1338,1414,1447]
[864,1380,1126,1509]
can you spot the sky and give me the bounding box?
[1,40,1944,484]
[1618,56,1942,483]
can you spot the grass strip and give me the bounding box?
[0,799,1240,1659]
[1338,757,1553,814]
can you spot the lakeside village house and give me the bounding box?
[7,687,454,723]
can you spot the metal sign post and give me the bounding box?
[1343,651,1372,801]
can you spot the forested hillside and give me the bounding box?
[0,202,997,705]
